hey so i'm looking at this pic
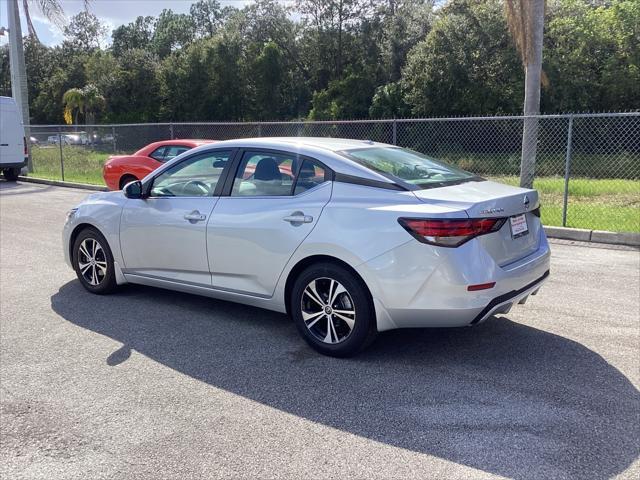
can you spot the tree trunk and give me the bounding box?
[7,0,32,172]
[519,0,545,189]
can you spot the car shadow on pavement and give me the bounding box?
[51,281,639,480]
[0,181,55,195]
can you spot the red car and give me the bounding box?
[102,139,216,190]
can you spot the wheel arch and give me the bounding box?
[68,222,108,261]
[283,254,373,317]
[119,173,138,189]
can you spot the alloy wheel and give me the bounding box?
[300,277,356,344]
[78,238,108,286]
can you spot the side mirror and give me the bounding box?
[123,180,143,199]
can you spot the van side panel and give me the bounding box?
[0,96,27,168]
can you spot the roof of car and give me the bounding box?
[208,137,391,152]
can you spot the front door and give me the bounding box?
[120,149,234,285]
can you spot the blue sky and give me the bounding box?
[0,0,255,46]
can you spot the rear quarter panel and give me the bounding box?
[272,182,467,306]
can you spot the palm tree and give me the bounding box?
[6,0,87,171]
[504,0,546,189]
[62,88,85,125]
[63,85,105,126]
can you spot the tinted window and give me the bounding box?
[294,160,327,195]
[340,147,478,189]
[231,152,295,197]
[149,147,166,161]
[164,145,190,161]
[150,150,232,197]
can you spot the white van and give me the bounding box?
[0,96,28,181]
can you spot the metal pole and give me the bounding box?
[562,115,574,227]
[392,119,397,145]
[7,0,32,172]
[112,126,116,152]
[170,123,174,140]
[257,124,262,137]
[58,128,65,181]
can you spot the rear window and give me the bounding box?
[339,147,481,189]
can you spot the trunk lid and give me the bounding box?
[411,180,541,266]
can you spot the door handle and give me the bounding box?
[184,210,206,223]
[283,212,313,225]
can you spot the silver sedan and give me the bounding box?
[63,137,550,356]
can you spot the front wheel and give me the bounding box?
[2,167,20,181]
[290,262,376,357]
[119,174,138,190]
[72,227,117,294]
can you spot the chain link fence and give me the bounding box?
[29,113,639,233]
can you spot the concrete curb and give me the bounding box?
[16,176,640,248]
[18,176,108,192]
[544,226,640,247]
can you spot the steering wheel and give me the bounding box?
[182,180,210,196]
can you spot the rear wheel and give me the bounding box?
[2,167,20,181]
[72,227,117,294]
[290,262,376,357]
[119,174,138,190]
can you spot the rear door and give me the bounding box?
[207,150,332,297]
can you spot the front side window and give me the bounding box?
[340,147,480,189]
[150,150,232,197]
[232,152,296,197]
[149,147,167,161]
[164,145,190,161]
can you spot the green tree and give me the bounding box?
[402,0,523,116]
[544,0,640,111]
[63,11,108,52]
[62,84,105,125]
[308,71,376,120]
[190,0,223,37]
[152,9,196,58]
[111,16,156,57]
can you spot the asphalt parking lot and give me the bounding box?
[1,180,638,480]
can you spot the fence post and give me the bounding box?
[257,124,262,137]
[170,123,174,140]
[58,127,65,181]
[392,119,397,145]
[111,126,117,152]
[562,115,574,227]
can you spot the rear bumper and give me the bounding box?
[1,160,27,169]
[356,227,551,331]
[469,270,549,325]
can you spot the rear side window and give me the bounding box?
[294,160,327,195]
[231,152,295,197]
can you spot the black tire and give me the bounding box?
[2,167,20,181]
[290,262,376,357]
[72,227,117,294]
[119,174,138,190]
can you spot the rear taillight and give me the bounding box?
[23,137,28,155]
[398,217,507,247]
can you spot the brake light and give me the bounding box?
[398,217,507,247]
[23,137,27,155]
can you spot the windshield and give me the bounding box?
[340,147,481,189]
